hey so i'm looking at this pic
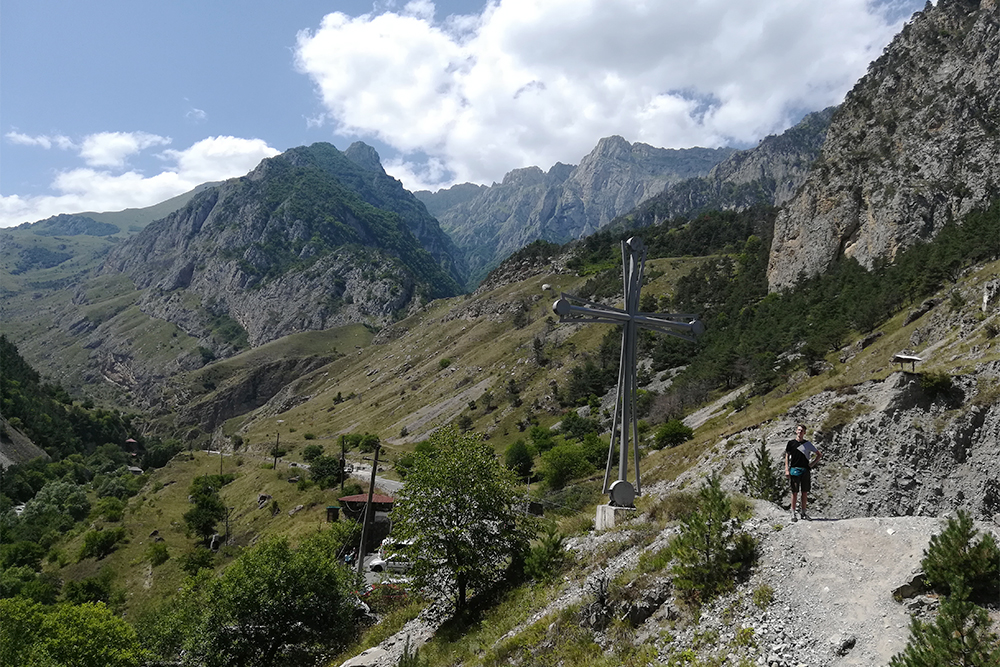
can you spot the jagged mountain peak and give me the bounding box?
[588,134,633,159]
[419,138,735,285]
[344,141,387,174]
[500,165,547,187]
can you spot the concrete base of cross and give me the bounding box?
[595,504,637,531]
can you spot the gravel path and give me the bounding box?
[740,503,947,666]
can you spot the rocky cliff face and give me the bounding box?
[101,142,463,353]
[768,0,1000,291]
[623,108,834,226]
[417,138,734,285]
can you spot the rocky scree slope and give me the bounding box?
[768,0,1000,291]
[417,138,734,285]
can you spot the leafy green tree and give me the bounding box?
[580,431,611,468]
[22,480,91,522]
[392,426,532,609]
[178,547,215,576]
[0,598,146,667]
[539,443,594,490]
[182,527,357,667]
[529,425,555,453]
[740,441,784,503]
[889,588,1000,667]
[359,433,381,452]
[504,440,533,482]
[0,541,46,570]
[63,567,120,606]
[655,419,694,449]
[922,509,1000,604]
[183,475,232,543]
[94,496,126,522]
[456,414,474,432]
[309,455,342,488]
[183,494,226,543]
[560,411,599,440]
[141,438,183,469]
[301,444,324,463]
[93,472,142,500]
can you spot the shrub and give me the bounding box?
[146,543,170,567]
[94,497,126,522]
[540,443,594,490]
[456,414,474,432]
[524,525,568,581]
[63,568,119,606]
[342,481,363,497]
[504,440,534,482]
[919,371,954,401]
[654,419,693,449]
[78,527,128,561]
[178,547,215,576]
[362,582,411,614]
[310,456,343,488]
[752,584,774,609]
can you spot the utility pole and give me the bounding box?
[273,432,280,470]
[220,448,223,476]
[340,435,346,494]
[355,444,381,582]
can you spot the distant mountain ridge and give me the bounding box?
[417,138,735,284]
[615,108,835,228]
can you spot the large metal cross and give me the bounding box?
[552,237,704,507]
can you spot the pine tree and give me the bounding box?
[889,587,1000,667]
[741,441,784,502]
[922,510,1000,603]
[671,475,742,603]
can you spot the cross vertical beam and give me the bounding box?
[552,237,704,506]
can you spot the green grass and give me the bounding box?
[38,450,361,621]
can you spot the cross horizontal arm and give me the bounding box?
[552,295,704,341]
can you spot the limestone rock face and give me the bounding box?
[418,138,734,284]
[623,108,834,226]
[767,0,1000,291]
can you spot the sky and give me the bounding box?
[0,0,929,228]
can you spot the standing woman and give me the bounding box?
[785,423,822,521]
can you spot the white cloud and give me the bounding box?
[295,0,922,191]
[79,131,172,168]
[0,135,279,226]
[6,132,75,150]
[186,107,208,122]
[162,136,280,183]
